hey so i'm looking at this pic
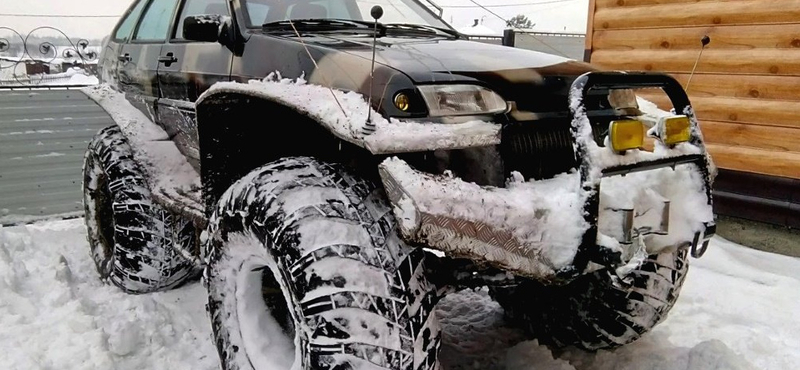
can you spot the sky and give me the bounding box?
[0,0,589,40]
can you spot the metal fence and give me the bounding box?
[0,86,113,225]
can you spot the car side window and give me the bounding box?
[113,0,149,42]
[174,0,230,40]
[133,0,181,42]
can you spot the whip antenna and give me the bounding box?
[685,35,711,93]
[364,5,383,135]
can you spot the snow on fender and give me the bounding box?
[196,73,502,154]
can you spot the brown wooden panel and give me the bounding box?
[596,0,740,7]
[699,121,800,152]
[585,0,598,61]
[593,24,800,51]
[706,144,800,179]
[637,93,800,129]
[594,0,800,30]
[590,49,800,76]
[670,74,800,101]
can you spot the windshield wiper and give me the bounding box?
[262,19,385,34]
[384,23,460,38]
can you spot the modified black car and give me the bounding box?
[83,0,716,369]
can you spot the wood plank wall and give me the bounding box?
[584,0,800,180]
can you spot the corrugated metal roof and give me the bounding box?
[0,87,113,225]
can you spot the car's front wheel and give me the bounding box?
[490,249,690,350]
[203,157,442,370]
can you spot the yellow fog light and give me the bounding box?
[609,119,644,152]
[660,115,691,145]
[394,93,410,111]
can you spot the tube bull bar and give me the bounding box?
[378,72,716,283]
[567,72,715,278]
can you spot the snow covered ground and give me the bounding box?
[0,67,98,86]
[1,218,797,370]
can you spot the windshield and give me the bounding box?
[241,0,450,29]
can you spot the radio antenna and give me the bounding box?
[685,35,711,93]
[364,5,383,135]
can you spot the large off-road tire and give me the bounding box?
[82,126,198,294]
[204,157,441,370]
[491,249,689,350]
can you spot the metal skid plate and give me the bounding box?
[378,160,562,280]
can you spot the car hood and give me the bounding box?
[264,32,597,83]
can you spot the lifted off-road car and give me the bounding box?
[82,0,716,368]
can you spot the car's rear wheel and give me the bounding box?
[82,126,198,293]
[490,249,690,350]
[204,157,442,370]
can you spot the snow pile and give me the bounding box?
[0,212,84,227]
[0,219,217,370]
[436,286,762,370]
[26,67,99,86]
[200,73,501,155]
[1,219,797,369]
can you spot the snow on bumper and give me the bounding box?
[379,157,587,279]
[378,155,715,281]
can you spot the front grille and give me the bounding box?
[501,120,605,181]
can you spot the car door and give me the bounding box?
[157,0,234,170]
[118,0,181,121]
[99,0,149,87]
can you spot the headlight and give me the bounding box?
[417,85,507,117]
[609,119,644,152]
[657,115,692,145]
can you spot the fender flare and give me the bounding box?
[196,77,369,146]
[80,84,205,223]
[196,77,502,155]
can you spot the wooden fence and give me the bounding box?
[584,0,800,180]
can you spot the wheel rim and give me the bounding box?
[236,256,298,369]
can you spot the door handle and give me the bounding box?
[118,53,131,63]
[158,52,178,66]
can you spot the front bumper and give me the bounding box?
[378,72,716,282]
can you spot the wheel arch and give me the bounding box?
[196,91,377,214]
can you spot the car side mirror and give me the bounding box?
[183,14,225,42]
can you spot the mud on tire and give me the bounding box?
[82,126,198,294]
[491,250,689,350]
[203,157,441,370]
